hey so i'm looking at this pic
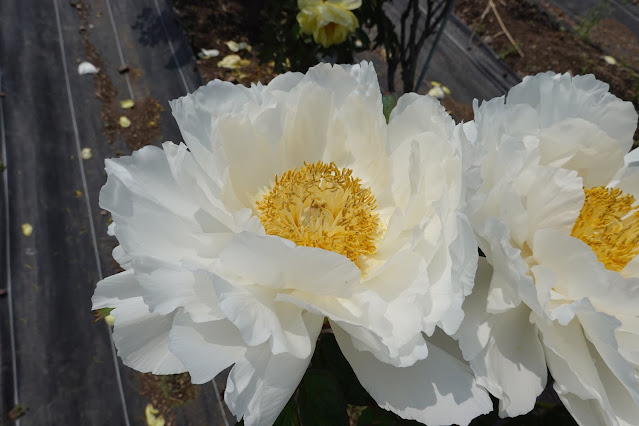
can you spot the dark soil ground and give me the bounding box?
[138,372,200,426]
[173,0,279,86]
[73,0,166,152]
[455,0,639,142]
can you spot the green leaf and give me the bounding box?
[273,397,300,426]
[298,369,348,426]
[97,307,114,318]
[382,93,398,123]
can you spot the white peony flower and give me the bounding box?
[92,62,491,426]
[456,71,639,425]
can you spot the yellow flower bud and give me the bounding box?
[297,0,362,48]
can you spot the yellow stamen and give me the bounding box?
[571,186,639,272]
[256,161,380,267]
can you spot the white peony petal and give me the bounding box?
[534,312,614,415]
[516,164,584,241]
[552,338,636,426]
[575,300,639,406]
[456,259,547,417]
[274,287,390,342]
[113,308,185,375]
[595,343,639,426]
[616,315,639,365]
[506,72,638,153]
[169,79,252,158]
[94,271,185,374]
[388,93,454,155]
[556,389,615,426]
[168,310,246,384]
[476,218,541,315]
[112,245,131,270]
[132,257,225,322]
[303,62,380,109]
[162,141,243,232]
[334,319,428,368]
[92,269,141,309]
[533,229,639,318]
[538,118,625,187]
[219,232,360,296]
[215,83,329,206]
[450,213,480,297]
[100,146,204,262]
[225,312,323,426]
[616,166,639,203]
[388,97,458,218]
[333,323,492,426]
[625,147,639,165]
[322,84,391,207]
[211,274,314,359]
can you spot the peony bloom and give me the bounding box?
[92,62,491,425]
[456,72,639,425]
[297,0,361,48]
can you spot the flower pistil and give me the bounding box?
[257,161,380,266]
[571,186,639,271]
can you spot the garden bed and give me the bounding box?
[455,0,639,142]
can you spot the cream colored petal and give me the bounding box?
[93,271,186,374]
[538,118,625,187]
[506,72,638,153]
[456,259,547,417]
[533,229,639,318]
[333,323,492,426]
[168,310,246,384]
[224,312,323,426]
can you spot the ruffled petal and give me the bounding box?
[534,312,616,423]
[93,270,186,374]
[333,323,492,426]
[333,319,428,368]
[516,164,584,241]
[551,339,638,426]
[506,72,638,153]
[575,300,639,406]
[100,146,207,262]
[168,310,247,384]
[476,218,540,314]
[162,141,251,232]
[538,118,625,187]
[211,274,314,359]
[616,315,639,365]
[455,259,547,417]
[533,229,639,319]
[219,232,360,296]
[132,256,225,322]
[225,312,323,426]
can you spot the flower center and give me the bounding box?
[256,161,380,266]
[571,186,639,272]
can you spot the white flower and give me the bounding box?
[92,62,490,426]
[456,72,639,425]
